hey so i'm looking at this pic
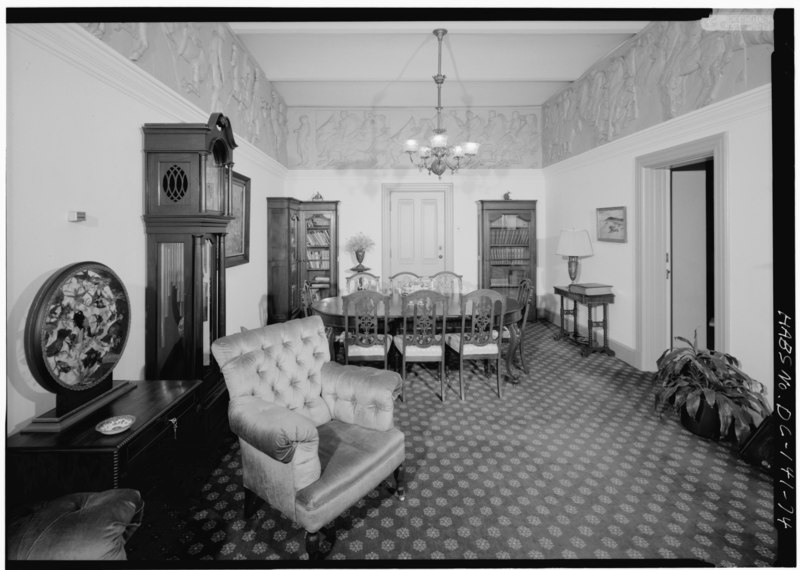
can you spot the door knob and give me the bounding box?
[439,255,443,259]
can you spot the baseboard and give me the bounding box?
[538,308,639,370]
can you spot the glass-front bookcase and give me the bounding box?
[477,200,537,320]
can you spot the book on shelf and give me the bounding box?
[567,283,613,295]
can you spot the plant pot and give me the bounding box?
[354,249,366,272]
[680,399,721,440]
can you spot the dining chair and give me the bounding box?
[394,290,448,402]
[345,272,381,293]
[388,271,422,294]
[430,270,463,296]
[502,278,533,374]
[303,280,335,352]
[342,290,392,369]
[445,289,506,400]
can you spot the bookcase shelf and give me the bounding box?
[478,200,537,321]
[268,199,339,322]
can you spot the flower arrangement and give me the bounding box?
[345,232,375,253]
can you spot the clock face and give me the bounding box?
[25,262,130,394]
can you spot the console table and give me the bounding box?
[7,379,202,506]
[553,285,615,357]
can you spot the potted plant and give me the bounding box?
[345,233,375,272]
[653,335,772,446]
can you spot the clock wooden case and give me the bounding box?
[142,113,237,435]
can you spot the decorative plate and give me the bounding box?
[95,414,136,435]
[24,262,130,394]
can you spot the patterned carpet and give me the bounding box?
[126,320,777,565]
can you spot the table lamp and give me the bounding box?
[556,229,593,283]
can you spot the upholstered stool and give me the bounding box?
[7,489,144,560]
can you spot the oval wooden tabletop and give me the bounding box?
[311,292,521,326]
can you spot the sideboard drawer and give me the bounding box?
[121,390,199,470]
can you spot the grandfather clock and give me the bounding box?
[143,113,236,435]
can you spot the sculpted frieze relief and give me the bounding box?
[82,22,289,166]
[542,16,774,166]
[287,107,542,170]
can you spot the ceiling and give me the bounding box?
[230,20,650,109]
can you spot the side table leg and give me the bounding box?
[602,303,616,357]
[572,299,578,340]
[582,304,594,357]
[554,295,567,340]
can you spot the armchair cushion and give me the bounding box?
[321,361,401,431]
[295,421,405,533]
[229,396,320,464]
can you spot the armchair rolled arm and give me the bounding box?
[320,362,401,431]
[228,396,319,463]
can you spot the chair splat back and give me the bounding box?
[400,291,446,348]
[342,290,391,368]
[345,272,381,293]
[430,270,463,296]
[463,289,504,346]
[388,271,422,294]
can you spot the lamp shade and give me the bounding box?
[556,229,593,257]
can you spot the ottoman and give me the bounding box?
[7,489,144,560]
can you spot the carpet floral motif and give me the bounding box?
[127,321,776,565]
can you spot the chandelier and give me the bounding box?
[403,29,479,179]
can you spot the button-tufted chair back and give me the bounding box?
[211,316,333,426]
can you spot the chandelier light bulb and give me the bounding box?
[404,139,419,153]
[430,133,448,148]
[463,142,480,156]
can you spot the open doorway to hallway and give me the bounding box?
[670,160,715,351]
[635,134,726,370]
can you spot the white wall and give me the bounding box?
[284,169,547,300]
[6,25,285,433]
[543,86,774,403]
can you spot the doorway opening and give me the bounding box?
[381,183,453,280]
[670,159,714,351]
[635,134,727,370]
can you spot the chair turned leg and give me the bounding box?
[243,488,260,519]
[440,359,446,402]
[306,531,322,560]
[394,464,406,501]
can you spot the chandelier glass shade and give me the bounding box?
[404,29,479,179]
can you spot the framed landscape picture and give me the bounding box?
[596,206,627,243]
[226,171,251,267]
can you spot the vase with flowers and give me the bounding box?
[345,233,375,272]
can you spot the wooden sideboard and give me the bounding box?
[7,380,202,507]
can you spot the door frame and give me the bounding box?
[381,183,454,279]
[634,134,727,370]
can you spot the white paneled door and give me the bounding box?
[384,185,450,278]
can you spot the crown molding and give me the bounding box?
[9,23,286,177]
[544,84,772,175]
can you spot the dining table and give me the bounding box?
[310,292,525,384]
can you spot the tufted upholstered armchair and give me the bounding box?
[211,315,406,560]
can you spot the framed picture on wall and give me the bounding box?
[596,206,627,243]
[226,171,251,267]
